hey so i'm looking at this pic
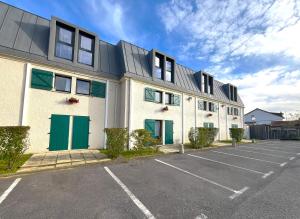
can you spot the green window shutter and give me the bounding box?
[145,88,155,102]
[144,119,156,138]
[232,124,238,128]
[91,81,106,98]
[209,123,214,128]
[203,122,209,128]
[31,68,53,90]
[173,94,180,106]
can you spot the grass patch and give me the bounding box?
[0,154,32,175]
[100,147,162,159]
[184,143,218,149]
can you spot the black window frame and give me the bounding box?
[208,102,215,112]
[165,57,174,83]
[154,53,164,80]
[76,79,91,95]
[165,93,173,105]
[54,74,72,93]
[78,31,95,66]
[55,22,75,61]
[154,90,163,103]
[203,101,208,111]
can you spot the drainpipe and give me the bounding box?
[20,63,31,126]
[194,97,197,128]
[104,80,109,149]
[218,102,221,140]
[181,93,184,144]
[128,78,133,149]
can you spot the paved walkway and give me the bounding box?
[18,150,109,173]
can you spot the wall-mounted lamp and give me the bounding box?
[187,96,192,101]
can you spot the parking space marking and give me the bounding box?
[280,162,287,167]
[155,159,248,200]
[188,154,269,178]
[232,148,289,159]
[0,178,22,205]
[211,150,282,165]
[249,145,300,152]
[239,146,296,155]
[289,157,295,160]
[104,167,155,219]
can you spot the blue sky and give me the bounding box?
[4,0,300,118]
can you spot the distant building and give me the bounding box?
[244,108,284,125]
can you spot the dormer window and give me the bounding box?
[226,84,238,101]
[78,32,94,66]
[55,23,75,60]
[166,58,174,82]
[154,53,164,80]
[200,72,214,95]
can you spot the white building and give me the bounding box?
[0,3,244,153]
[244,108,284,125]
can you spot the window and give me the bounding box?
[201,73,214,94]
[202,74,208,93]
[154,91,162,103]
[55,23,74,60]
[203,101,207,111]
[209,102,215,112]
[154,54,163,80]
[154,120,162,138]
[204,122,214,128]
[233,108,239,116]
[78,32,94,66]
[208,76,214,94]
[227,84,238,101]
[55,75,71,92]
[76,79,90,95]
[232,124,238,128]
[166,59,173,82]
[165,93,172,104]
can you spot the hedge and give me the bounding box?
[104,128,128,158]
[0,126,30,170]
[130,129,160,149]
[188,127,219,148]
[229,128,244,142]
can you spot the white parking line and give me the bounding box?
[155,159,248,200]
[188,154,269,178]
[251,145,300,152]
[211,150,282,165]
[239,145,295,155]
[0,178,22,205]
[104,167,155,219]
[232,148,288,159]
[289,157,295,160]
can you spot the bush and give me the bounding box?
[188,127,219,148]
[0,126,30,170]
[130,129,160,149]
[230,128,244,142]
[104,128,128,159]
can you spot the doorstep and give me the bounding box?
[18,149,109,173]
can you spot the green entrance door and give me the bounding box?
[72,116,90,149]
[165,120,174,144]
[49,114,70,151]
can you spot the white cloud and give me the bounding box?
[158,0,300,114]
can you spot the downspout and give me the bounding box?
[104,80,109,149]
[181,93,184,144]
[218,103,221,140]
[194,97,197,128]
[20,63,31,126]
[128,78,133,149]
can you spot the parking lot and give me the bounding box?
[1,140,300,219]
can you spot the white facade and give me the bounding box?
[244,108,283,125]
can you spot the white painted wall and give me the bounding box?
[244,109,283,125]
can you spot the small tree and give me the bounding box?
[104,128,128,158]
[230,128,244,142]
[188,127,198,147]
[0,126,30,170]
[130,129,159,150]
[188,127,218,148]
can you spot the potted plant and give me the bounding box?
[67,97,79,104]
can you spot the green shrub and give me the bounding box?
[104,128,128,159]
[188,127,218,148]
[0,126,30,170]
[130,129,160,149]
[230,128,244,142]
[188,127,198,147]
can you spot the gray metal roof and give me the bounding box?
[0,2,243,107]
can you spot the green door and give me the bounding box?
[72,116,90,149]
[49,115,70,151]
[165,120,174,144]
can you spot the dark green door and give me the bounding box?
[72,116,90,149]
[165,120,174,144]
[145,119,156,138]
[49,115,70,151]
